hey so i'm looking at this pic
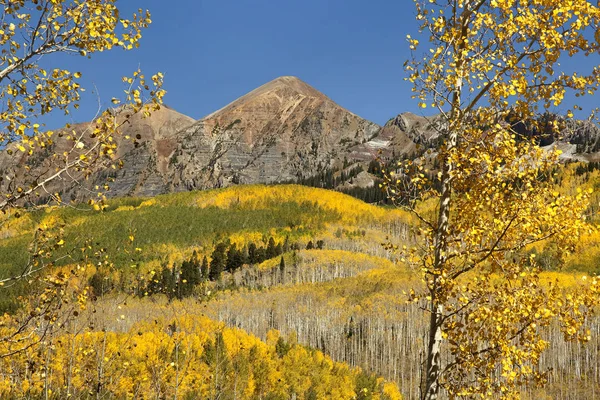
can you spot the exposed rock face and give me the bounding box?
[347,112,443,161]
[103,96,600,195]
[167,76,381,190]
[562,120,600,161]
[508,115,600,162]
[100,105,196,197]
[6,75,600,202]
[0,105,196,204]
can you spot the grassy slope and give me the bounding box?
[0,185,410,278]
[3,173,598,274]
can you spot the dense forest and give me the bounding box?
[0,314,401,399]
[1,174,600,398]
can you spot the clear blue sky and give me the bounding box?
[53,0,599,128]
[53,0,421,127]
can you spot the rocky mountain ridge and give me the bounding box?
[3,76,600,203]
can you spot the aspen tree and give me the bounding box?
[0,0,164,355]
[387,1,600,398]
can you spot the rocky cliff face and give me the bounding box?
[6,76,600,203]
[166,76,380,190]
[0,105,196,204]
[96,105,197,198]
[347,112,444,162]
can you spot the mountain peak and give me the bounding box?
[203,76,327,120]
[264,76,325,97]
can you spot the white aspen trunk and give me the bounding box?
[174,341,179,400]
[422,142,455,400]
[422,302,445,400]
[422,71,461,399]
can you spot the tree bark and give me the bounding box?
[421,152,453,400]
[423,302,444,400]
[421,76,461,399]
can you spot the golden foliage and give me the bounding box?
[0,0,165,365]
[394,0,600,398]
[0,314,401,399]
[194,184,409,225]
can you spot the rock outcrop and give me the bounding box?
[5,76,600,203]
[347,112,443,161]
[167,76,380,190]
[0,105,196,203]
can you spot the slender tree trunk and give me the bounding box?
[174,340,179,400]
[97,332,107,400]
[422,78,461,399]
[44,345,51,400]
[421,161,451,400]
[423,300,445,400]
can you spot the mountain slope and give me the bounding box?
[0,105,196,203]
[348,112,443,162]
[98,105,197,197]
[6,76,600,202]
[168,76,381,190]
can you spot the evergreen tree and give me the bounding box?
[180,254,201,298]
[89,272,112,297]
[241,245,249,265]
[160,267,177,300]
[275,336,291,358]
[209,242,227,281]
[266,237,277,259]
[255,246,266,264]
[200,256,209,280]
[202,331,231,396]
[306,240,314,250]
[233,247,244,271]
[248,242,258,264]
[282,236,290,253]
[226,245,243,272]
[279,256,285,273]
[145,269,162,296]
[226,245,236,273]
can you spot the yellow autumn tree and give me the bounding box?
[386,1,600,399]
[0,0,164,355]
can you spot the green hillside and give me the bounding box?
[0,185,409,275]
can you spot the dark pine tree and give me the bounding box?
[209,242,227,281]
[266,237,277,259]
[248,242,258,264]
[145,268,162,296]
[89,271,112,297]
[279,256,285,274]
[282,236,290,253]
[279,256,286,284]
[226,245,236,273]
[160,266,177,300]
[180,254,201,297]
[226,245,244,273]
[241,245,249,265]
[255,246,266,264]
[200,256,209,280]
[232,246,244,271]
